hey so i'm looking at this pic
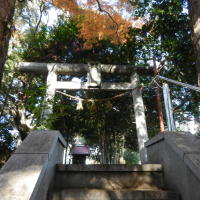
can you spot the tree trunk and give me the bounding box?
[0,0,16,87]
[188,0,200,86]
[153,58,164,132]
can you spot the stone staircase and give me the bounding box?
[48,164,180,200]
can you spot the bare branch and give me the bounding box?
[34,1,46,34]
[95,0,120,41]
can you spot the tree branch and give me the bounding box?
[34,1,46,34]
[95,0,120,41]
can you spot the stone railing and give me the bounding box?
[0,130,66,200]
[146,131,200,200]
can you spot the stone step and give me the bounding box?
[54,164,164,190]
[49,189,180,200]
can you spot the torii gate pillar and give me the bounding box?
[131,73,148,163]
[42,64,57,119]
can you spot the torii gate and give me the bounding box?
[19,62,152,163]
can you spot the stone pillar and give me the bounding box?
[42,64,57,120]
[131,73,149,163]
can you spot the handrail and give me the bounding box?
[154,75,200,132]
[156,75,200,93]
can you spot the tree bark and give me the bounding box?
[0,0,16,87]
[188,0,200,86]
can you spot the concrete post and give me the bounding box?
[163,83,175,131]
[131,73,149,163]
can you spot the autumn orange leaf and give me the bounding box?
[53,0,139,48]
